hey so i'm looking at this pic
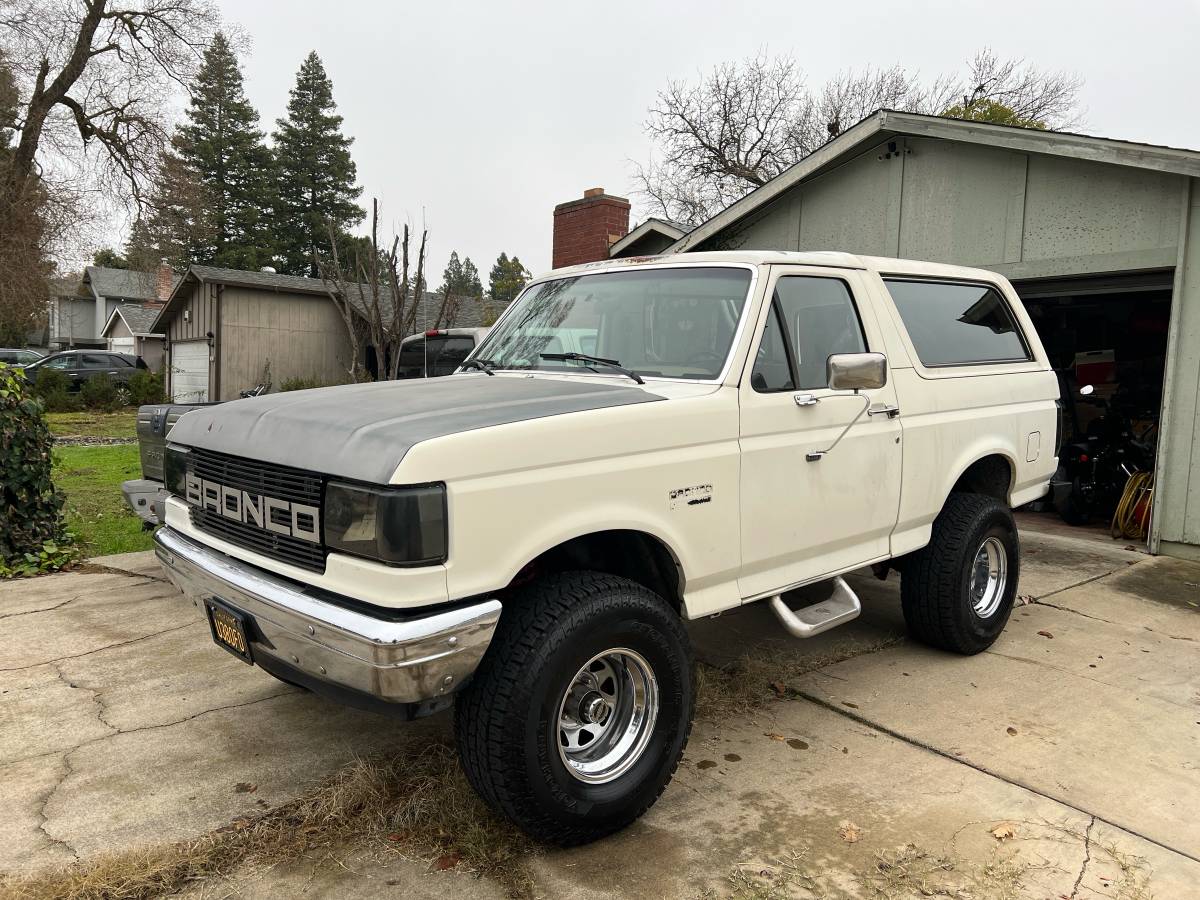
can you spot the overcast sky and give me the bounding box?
[211,0,1198,279]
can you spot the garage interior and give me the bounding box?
[1015,270,1172,541]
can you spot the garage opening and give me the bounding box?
[1015,270,1172,545]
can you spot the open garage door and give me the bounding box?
[1015,270,1172,541]
[171,340,210,402]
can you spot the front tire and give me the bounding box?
[900,493,1019,654]
[454,571,693,845]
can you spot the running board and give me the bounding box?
[769,576,862,639]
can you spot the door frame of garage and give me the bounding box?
[169,337,212,403]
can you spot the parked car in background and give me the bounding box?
[24,350,147,395]
[396,327,489,378]
[0,348,45,367]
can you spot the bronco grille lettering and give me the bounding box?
[185,472,321,544]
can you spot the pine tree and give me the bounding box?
[272,52,364,276]
[488,252,530,305]
[442,251,482,298]
[168,33,276,270]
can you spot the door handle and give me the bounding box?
[793,392,820,407]
[868,404,901,418]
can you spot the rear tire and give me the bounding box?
[454,571,693,845]
[900,493,1019,654]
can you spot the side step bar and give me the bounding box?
[769,576,862,639]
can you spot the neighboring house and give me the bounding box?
[48,263,178,358]
[153,265,503,402]
[609,218,687,258]
[660,108,1200,561]
[101,305,165,372]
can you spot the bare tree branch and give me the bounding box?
[635,48,1084,225]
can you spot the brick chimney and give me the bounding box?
[552,187,630,269]
[148,260,173,307]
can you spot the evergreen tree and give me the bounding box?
[168,33,276,270]
[92,248,129,269]
[272,52,363,276]
[442,251,482,298]
[488,252,530,305]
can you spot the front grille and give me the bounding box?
[187,448,326,573]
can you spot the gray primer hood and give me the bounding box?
[167,376,664,483]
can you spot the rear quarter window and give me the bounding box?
[883,279,1031,367]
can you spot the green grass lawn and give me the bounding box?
[53,444,154,558]
[45,410,137,440]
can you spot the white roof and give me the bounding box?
[532,250,1008,284]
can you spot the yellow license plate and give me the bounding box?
[205,600,253,664]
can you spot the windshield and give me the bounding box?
[472,266,752,380]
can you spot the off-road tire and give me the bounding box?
[454,571,694,845]
[900,493,1019,654]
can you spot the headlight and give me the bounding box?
[324,482,447,566]
[164,444,190,497]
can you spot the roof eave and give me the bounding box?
[667,112,888,254]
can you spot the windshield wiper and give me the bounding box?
[540,352,644,385]
[459,358,496,376]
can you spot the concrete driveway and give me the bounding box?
[2,523,1198,898]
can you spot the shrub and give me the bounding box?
[127,369,164,406]
[0,364,76,576]
[33,366,80,413]
[280,375,325,392]
[80,372,120,411]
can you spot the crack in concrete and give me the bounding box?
[13,690,298,857]
[1032,597,1198,643]
[794,690,1200,867]
[47,661,119,739]
[32,753,80,861]
[0,622,202,673]
[2,690,300,770]
[1070,815,1097,899]
[0,593,86,620]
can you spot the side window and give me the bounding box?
[82,353,112,368]
[750,304,795,392]
[46,354,74,369]
[884,279,1030,367]
[774,276,867,389]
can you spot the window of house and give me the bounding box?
[883,279,1031,367]
[751,276,867,391]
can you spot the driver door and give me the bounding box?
[738,267,903,599]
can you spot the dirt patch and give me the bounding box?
[694,637,903,722]
[0,740,539,900]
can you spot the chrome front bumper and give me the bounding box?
[154,527,501,707]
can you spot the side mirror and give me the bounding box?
[827,352,888,392]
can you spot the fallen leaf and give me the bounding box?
[838,821,862,843]
[1006,726,1018,736]
[1017,594,1035,606]
[233,782,256,794]
[842,700,859,709]
[1037,630,1054,639]
[770,681,787,697]
[764,732,785,741]
[991,822,1017,840]
[434,852,461,871]
[386,833,403,842]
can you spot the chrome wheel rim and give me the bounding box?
[970,536,1008,618]
[556,648,659,784]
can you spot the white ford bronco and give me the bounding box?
[154,251,1058,843]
